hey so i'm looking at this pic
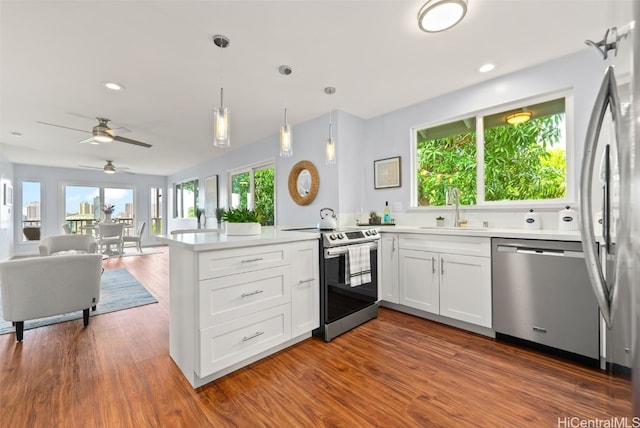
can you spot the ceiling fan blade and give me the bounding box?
[113,135,152,148]
[78,165,102,170]
[79,136,98,145]
[36,121,91,134]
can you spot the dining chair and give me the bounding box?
[122,221,145,252]
[62,223,71,234]
[97,223,124,256]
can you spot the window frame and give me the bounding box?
[410,90,576,210]
[173,178,199,219]
[20,180,42,243]
[227,159,276,223]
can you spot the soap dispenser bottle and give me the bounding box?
[383,201,391,224]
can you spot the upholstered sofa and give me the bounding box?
[39,234,98,256]
[0,254,103,341]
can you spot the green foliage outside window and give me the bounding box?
[416,112,566,206]
[254,168,274,225]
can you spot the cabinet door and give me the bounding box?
[439,254,492,328]
[291,241,319,337]
[380,233,399,303]
[399,249,439,314]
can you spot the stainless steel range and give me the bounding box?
[313,227,380,342]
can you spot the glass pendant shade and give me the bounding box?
[326,137,336,165]
[213,88,230,147]
[280,123,292,157]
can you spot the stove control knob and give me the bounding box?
[365,230,371,236]
[335,233,343,239]
[329,234,337,240]
[371,229,378,235]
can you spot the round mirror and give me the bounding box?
[288,160,319,206]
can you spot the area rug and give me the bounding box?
[0,268,158,335]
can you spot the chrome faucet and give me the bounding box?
[447,187,461,227]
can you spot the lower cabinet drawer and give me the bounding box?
[199,266,291,327]
[197,304,291,377]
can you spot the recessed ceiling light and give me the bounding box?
[103,81,124,91]
[479,63,495,73]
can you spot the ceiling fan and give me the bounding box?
[37,117,152,148]
[79,160,135,175]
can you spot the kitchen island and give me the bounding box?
[157,227,320,388]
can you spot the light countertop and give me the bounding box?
[367,225,583,241]
[156,226,319,252]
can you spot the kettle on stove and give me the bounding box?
[319,208,338,230]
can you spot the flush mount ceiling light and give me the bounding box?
[506,111,532,125]
[213,34,231,148]
[324,87,336,166]
[418,0,468,33]
[279,65,293,157]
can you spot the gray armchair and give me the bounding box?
[39,234,98,256]
[0,254,103,341]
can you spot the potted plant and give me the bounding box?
[369,211,381,225]
[436,216,445,227]
[221,207,262,235]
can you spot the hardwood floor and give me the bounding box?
[0,247,632,427]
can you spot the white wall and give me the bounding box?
[0,154,15,260]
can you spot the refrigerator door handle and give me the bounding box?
[580,66,621,329]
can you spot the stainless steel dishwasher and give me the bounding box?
[492,238,599,360]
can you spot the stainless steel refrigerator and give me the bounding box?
[580,2,639,416]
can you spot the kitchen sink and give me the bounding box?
[419,226,488,231]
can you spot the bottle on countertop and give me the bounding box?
[383,201,391,224]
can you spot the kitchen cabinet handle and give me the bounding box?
[242,331,265,342]
[431,256,436,274]
[580,65,621,328]
[440,258,444,275]
[241,257,264,263]
[241,289,264,298]
[392,238,396,252]
[532,326,547,334]
[298,278,314,284]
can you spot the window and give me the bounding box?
[21,181,41,241]
[229,161,275,225]
[150,187,163,234]
[174,179,198,218]
[64,184,135,233]
[413,95,569,207]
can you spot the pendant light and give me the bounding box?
[279,65,293,157]
[213,35,230,148]
[324,87,336,165]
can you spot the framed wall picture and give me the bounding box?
[3,183,12,206]
[204,175,218,220]
[374,156,401,189]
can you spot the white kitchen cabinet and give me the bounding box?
[396,233,492,329]
[439,253,491,328]
[163,236,319,388]
[399,249,439,313]
[290,241,319,337]
[380,233,399,303]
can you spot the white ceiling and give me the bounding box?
[0,0,624,176]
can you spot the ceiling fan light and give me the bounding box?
[418,0,467,33]
[506,111,532,125]
[94,134,113,143]
[103,163,116,174]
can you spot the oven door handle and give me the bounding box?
[324,242,378,258]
